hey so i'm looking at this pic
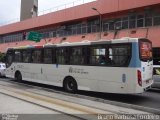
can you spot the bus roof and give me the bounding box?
[53,37,139,47]
[7,37,143,50]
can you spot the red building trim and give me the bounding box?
[0,0,160,34]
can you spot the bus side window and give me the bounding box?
[70,47,84,65]
[22,50,32,63]
[14,50,22,62]
[56,48,69,64]
[44,49,53,64]
[90,47,106,65]
[32,50,42,63]
[109,44,131,67]
[97,55,106,65]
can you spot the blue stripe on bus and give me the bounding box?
[129,43,141,68]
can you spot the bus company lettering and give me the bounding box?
[69,67,88,74]
[17,65,24,69]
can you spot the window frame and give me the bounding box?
[88,43,132,67]
[14,50,22,62]
[21,49,32,63]
[56,47,70,65]
[69,46,86,65]
[6,49,15,68]
[43,48,55,64]
[31,49,43,63]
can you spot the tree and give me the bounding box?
[0,52,6,62]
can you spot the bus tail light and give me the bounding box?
[137,70,142,86]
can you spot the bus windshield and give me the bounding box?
[140,40,152,61]
[6,49,14,68]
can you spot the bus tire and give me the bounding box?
[63,77,77,93]
[15,71,22,82]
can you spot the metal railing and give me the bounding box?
[0,0,96,26]
[38,0,96,16]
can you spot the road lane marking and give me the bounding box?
[0,84,112,115]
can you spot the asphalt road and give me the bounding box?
[79,88,160,111]
[1,77,160,113]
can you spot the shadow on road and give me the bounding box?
[77,90,149,104]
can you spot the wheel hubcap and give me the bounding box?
[68,82,73,89]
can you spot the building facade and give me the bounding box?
[0,0,160,64]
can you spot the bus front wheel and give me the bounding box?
[63,77,77,93]
[15,72,22,82]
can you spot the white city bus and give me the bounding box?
[5,38,153,93]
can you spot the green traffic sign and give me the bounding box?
[27,31,42,42]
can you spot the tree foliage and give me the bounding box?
[0,52,6,62]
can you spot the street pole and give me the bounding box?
[92,7,102,40]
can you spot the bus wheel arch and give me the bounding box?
[15,71,22,82]
[63,76,78,93]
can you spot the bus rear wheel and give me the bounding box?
[15,72,22,82]
[64,77,77,93]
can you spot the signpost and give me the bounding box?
[27,31,42,42]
